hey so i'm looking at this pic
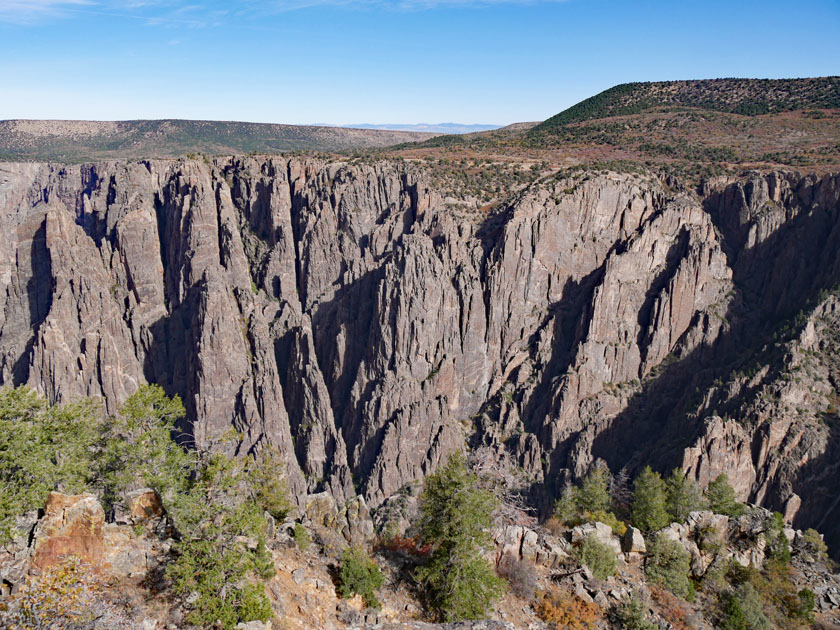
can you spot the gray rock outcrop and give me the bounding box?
[1,159,839,554]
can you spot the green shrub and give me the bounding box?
[719,583,770,630]
[415,453,505,621]
[801,528,828,559]
[613,595,657,630]
[701,556,730,592]
[632,466,669,532]
[720,590,749,630]
[553,485,578,524]
[338,546,384,609]
[794,588,816,624]
[165,454,275,629]
[247,446,293,521]
[576,466,613,514]
[554,466,625,532]
[237,582,273,624]
[0,387,103,543]
[706,474,745,517]
[771,534,791,564]
[253,535,276,580]
[724,556,813,629]
[725,559,758,587]
[98,384,191,512]
[645,535,695,601]
[574,534,617,581]
[765,512,791,563]
[293,523,311,551]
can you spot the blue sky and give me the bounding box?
[1,0,838,125]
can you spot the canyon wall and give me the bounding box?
[1,158,839,549]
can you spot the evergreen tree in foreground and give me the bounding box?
[665,468,706,523]
[706,474,746,517]
[632,466,669,532]
[415,452,505,621]
[554,464,626,533]
[0,385,281,630]
[576,464,612,515]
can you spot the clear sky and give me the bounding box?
[1,0,838,125]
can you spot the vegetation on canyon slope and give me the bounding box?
[381,77,840,197]
[0,385,832,629]
[0,385,281,628]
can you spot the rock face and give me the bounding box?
[494,524,570,568]
[31,493,105,569]
[1,160,840,554]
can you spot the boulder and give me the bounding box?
[622,527,646,554]
[496,525,525,558]
[521,529,540,562]
[292,567,307,585]
[126,488,165,522]
[730,536,766,568]
[32,492,105,570]
[657,523,687,544]
[593,590,610,608]
[494,524,569,568]
[537,537,570,568]
[342,495,375,545]
[304,492,339,528]
[571,522,622,554]
[782,527,796,544]
[0,510,40,593]
[103,524,149,578]
[783,493,802,523]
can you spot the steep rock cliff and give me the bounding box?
[1,159,839,551]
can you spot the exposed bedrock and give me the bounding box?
[1,159,839,551]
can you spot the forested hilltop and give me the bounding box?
[390,77,840,183]
[530,77,840,132]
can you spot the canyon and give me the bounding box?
[1,157,839,556]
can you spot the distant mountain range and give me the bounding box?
[2,78,837,165]
[0,119,438,162]
[331,123,502,134]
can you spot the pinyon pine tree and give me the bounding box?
[415,453,505,621]
[576,465,613,515]
[632,466,669,532]
[665,468,706,523]
[706,474,745,517]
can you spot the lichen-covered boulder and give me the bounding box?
[32,492,105,570]
[126,488,165,522]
